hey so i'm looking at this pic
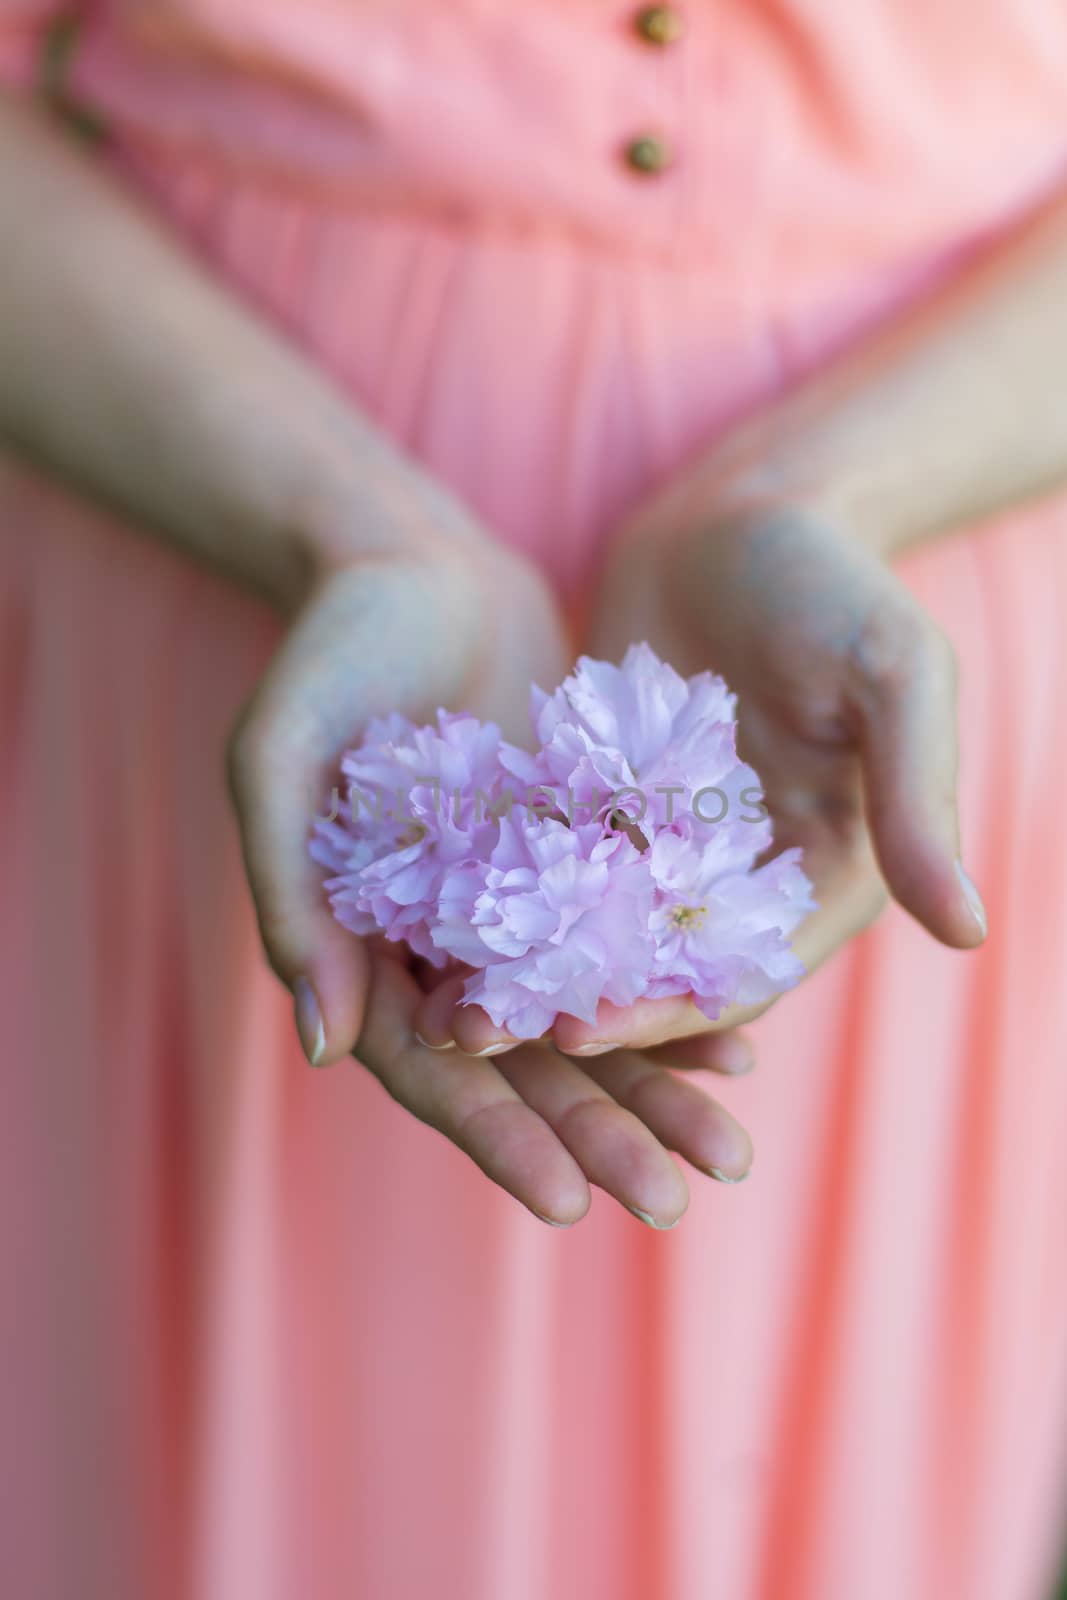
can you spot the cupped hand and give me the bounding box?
[226,464,752,1228]
[443,474,987,1066]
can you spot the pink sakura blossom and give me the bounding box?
[310,710,506,964]
[434,814,654,1039]
[646,828,815,1020]
[502,642,761,834]
[311,646,816,1030]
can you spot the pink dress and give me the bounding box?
[4,4,1067,1597]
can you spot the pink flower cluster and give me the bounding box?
[312,644,815,1040]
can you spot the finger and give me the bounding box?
[357,953,591,1226]
[647,1030,757,1075]
[229,687,370,1067]
[489,1047,690,1227]
[412,973,469,1051]
[850,612,987,948]
[551,994,766,1056]
[787,851,889,970]
[576,1051,754,1183]
[451,1001,525,1058]
[414,982,690,1224]
[455,991,755,1068]
[445,992,747,1069]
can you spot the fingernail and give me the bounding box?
[955,861,988,938]
[570,1042,615,1057]
[473,1042,518,1057]
[293,976,326,1067]
[714,1036,755,1075]
[707,1167,749,1186]
[532,1210,573,1229]
[626,1206,682,1230]
[414,1032,456,1052]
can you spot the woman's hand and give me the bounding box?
[228,489,754,1231]
[556,470,989,1056]
[442,463,988,1068]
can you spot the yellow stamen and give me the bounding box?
[670,903,707,930]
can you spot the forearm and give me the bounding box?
[712,185,1067,557]
[0,96,453,609]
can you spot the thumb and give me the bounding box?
[853,609,987,949]
[227,693,370,1066]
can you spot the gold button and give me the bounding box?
[624,134,673,175]
[634,6,685,46]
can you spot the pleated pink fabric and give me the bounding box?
[4,5,1067,1598]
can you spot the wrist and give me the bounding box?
[682,364,936,564]
[699,436,910,565]
[266,423,487,617]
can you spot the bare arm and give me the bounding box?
[0,93,480,607]
[2,97,756,1229]
[703,181,1067,556]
